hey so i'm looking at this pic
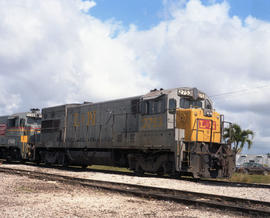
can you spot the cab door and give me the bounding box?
[19,118,28,159]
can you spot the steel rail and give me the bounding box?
[0,167,270,217]
[182,177,270,189]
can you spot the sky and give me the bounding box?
[0,0,270,154]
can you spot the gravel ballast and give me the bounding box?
[1,164,269,202]
[0,171,246,218]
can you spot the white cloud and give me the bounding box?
[78,0,96,12]
[0,0,155,110]
[117,0,270,153]
[0,0,270,153]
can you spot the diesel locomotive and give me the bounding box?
[0,109,41,161]
[0,87,235,178]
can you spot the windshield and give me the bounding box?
[27,117,41,125]
[180,98,202,109]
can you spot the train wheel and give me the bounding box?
[5,157,11,163]
[81,165,88,169]
[157,165,165,176]
[44,160,51,167]
[20,159,25,164]
[135,164,144,176]
[61,155,69,167]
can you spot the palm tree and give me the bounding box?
[223,123,254,153]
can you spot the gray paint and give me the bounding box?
[40,87,210,151]
[0,110,41,159]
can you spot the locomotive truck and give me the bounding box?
[0,87,235,178]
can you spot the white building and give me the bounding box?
[236,154,270,167]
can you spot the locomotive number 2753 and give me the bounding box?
[141,116,163,129]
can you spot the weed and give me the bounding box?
[230,173,270,184]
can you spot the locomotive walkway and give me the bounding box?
[0,166,270,217]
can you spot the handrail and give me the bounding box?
[194,118,216,144]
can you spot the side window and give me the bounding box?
[153,99,164,114]
[131,99,140,114]
[205,99,212,110]
[169,98,176,113]
[142,101,150,115]
[154,101,159,113]
[142,98,164,115]
[20,119,25,127]
[8,118,17,128]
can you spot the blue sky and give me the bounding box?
[90,0,164,30]
[225,0,270,21]
[90,0,270,30]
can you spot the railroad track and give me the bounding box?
[188,177,270,189]
[0,166,270,217]
[82,167,270,189]
[3,161,270,189]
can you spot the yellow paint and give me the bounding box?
[20,135,28,143]
[73,113,80,127]
[141,116,162,129]
[87,111,96,126]
[176,108,221,143]
[142,117,151,129]
[73,111,96,127]
[7,129,38,132]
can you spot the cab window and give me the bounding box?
[27,117,41,125]
[205,99,212,110]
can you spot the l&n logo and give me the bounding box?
[198,120,216,130]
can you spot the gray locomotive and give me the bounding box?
[0,87,235,178]
[37,87,234,178]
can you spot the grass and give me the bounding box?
[229,173,270,184]
[88,165,132,173]
[87,165,270,184]
[17,186,34,193]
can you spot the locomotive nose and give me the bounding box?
[175,108,221,143]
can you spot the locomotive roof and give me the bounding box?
[0,110,42,119]
[42,103,81,110]
[43,87,209,110]
[142,87,207,100]
[142,88,173,100]
[0,112,27,118]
